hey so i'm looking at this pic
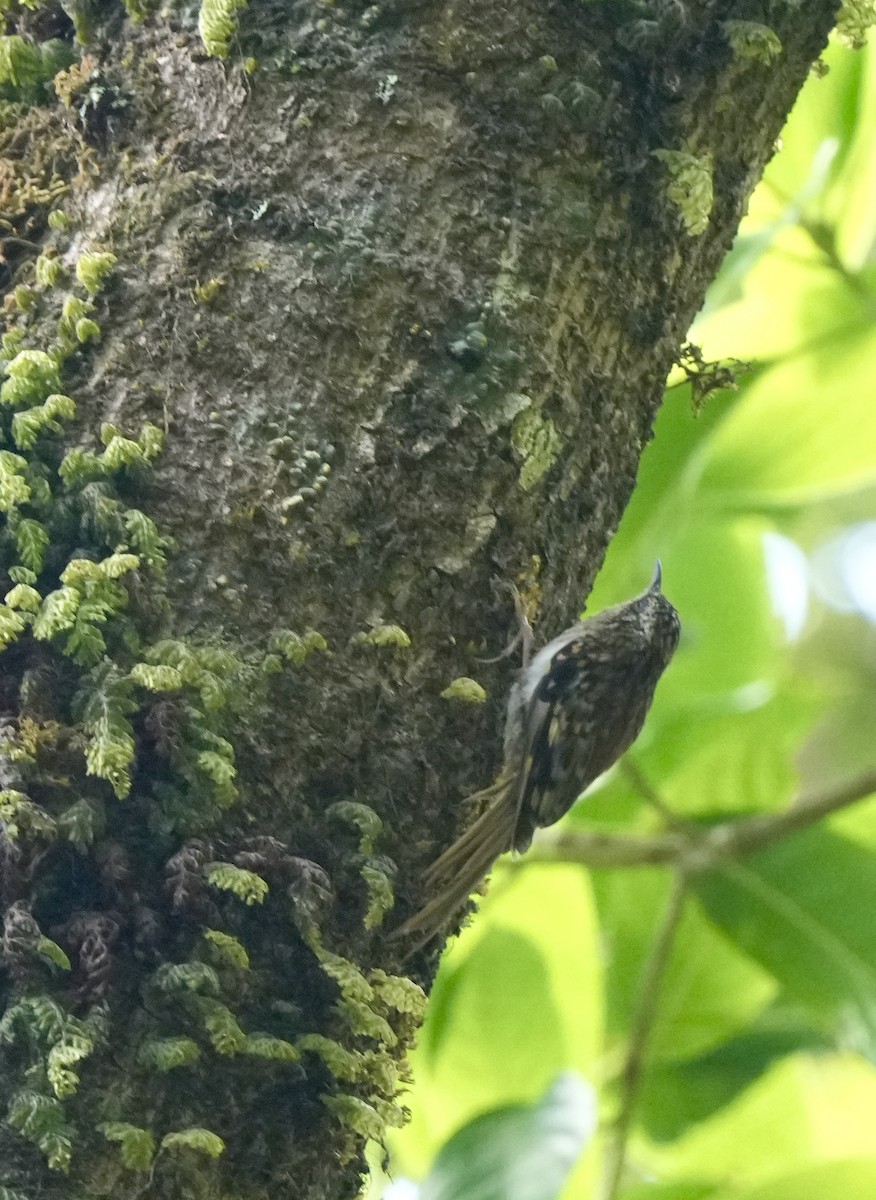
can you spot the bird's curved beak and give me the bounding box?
[648,560,663,593]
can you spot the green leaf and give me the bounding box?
[271,628,330,664]
[59,447,105,486]
[5,583,41,613]
[138,422,164,461]
[36,937,71,971]
[353,623,411,648]
[160,1127,225,1158]
[203,929,249,969]
[420,1074,596,1200]
[198,0,249,58]
[401,864,602,1176]
[361,864,394,929]
[322,1094,385,1140]
[47,1023,95,1096]
[695,327,876,508]
[205,861,267,904]
[0,790,55,838]
[11,394,75,449]
[242,1034,300,1061]
[197,750,237,800]
[370,970,427,1018]
[152,961,220,995]
[326,800,383,854]
[78,663,137,800]
[13,518,49,573]
[124,508,167,570]
[99,1122,156,1171]
[0,606,27,650]
[0,449,30,511]
[102,435,145,471]
[57,799,102,849]
[707,1158,876,1200]
[333,997,397,1045]
[593,873,775,1064]
[8,566,37,585]
[0,349,61,407]
[11,408,46,450]
[192,996,247,1055]
[297,1034,363,1081]
[695,827,876,1051]
[130,663,184,691]
[75,251,116,295]
[313,946,375,1004]
[652,690,821,819]
[137,1036,201,1071]
[32,587,80,640]
[58,557,107,591]
[640,1054,876,1187]
[99,551,140,579]
[638,1004,834,1142]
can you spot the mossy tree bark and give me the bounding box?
[0,0,838,1197]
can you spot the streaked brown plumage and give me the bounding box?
[392,564,680,950]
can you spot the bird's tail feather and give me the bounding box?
[390,776,519,953]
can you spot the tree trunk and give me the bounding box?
[0,1,839,1197]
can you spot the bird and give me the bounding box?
[391,563,680,950]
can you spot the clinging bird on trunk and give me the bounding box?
[392,564,680,951]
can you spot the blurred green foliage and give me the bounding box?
[381,36,876,1200]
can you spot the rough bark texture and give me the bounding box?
[0,0,838,1197]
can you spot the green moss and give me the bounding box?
[511,406,562,491]
[652,149,714,237]
[0,35,73,103]
[0,224,425,1187]
[723,21,783,64]
[120,0,151,23]
[837,0,876,47]
[75,317,101,343]
[98,1123,156,1171]
[192,276,225,303]
[160,1128,225,1158]
[352,623,411,648]
[34,254,64,288]
[75,251,117,295]
[271,627,329,663]
[198,0,249,58]
[440,676,488,703]
[13,285,36,311]
[204,862,267,905]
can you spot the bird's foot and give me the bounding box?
[477,580,535,668]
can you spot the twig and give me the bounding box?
[707,767,876,859]
[620,758,685,828]
[600,870,689,1200]
[525,767,876,872]
[526,828,683,868]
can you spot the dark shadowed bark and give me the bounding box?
[0,0,839,1197]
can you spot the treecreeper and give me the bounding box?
[392,564,680,951]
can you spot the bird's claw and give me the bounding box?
[476,581,535,669]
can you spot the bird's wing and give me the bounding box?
[513,632,600,844]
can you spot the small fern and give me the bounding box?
[99,1122,156,1171]
[160,1127,225,1158]
[205,862,268,905]
[137,1037,201,1071]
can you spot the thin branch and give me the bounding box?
[525,767,876,872]
[620,758,682,828]
[526,828,683,868]
[707,767,876,859]
[600,870,689,1200]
